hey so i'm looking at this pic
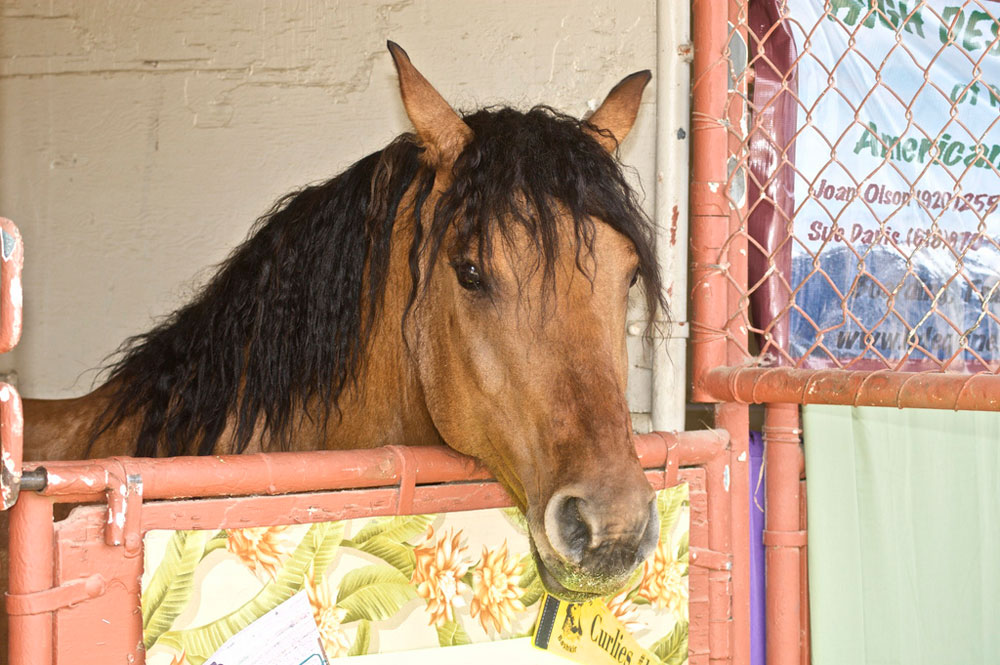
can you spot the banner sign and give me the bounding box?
[780,0,1000,369]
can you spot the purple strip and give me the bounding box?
[749,431,765,665]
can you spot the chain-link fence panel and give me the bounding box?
[693,0,1000,408]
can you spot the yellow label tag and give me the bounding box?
[532,593,661,665]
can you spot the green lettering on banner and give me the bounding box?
[849,119,1000,168]
[940,6,964,45]
[917,138,933,163]
[825,0,925,36]
[826,0,867,26]
[899,2,926,38]
[943,138,965,166]
[939,5,1000,56]
[901,138,918,162]
[880,130,901,159]
[963,144,980,167]
[877,0,902,30]
[964,10,989,50]
[853,122,881,156]
[986,145,1000,169]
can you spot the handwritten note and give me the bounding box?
[205,592,328,665]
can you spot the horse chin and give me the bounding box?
[528,540,630,602]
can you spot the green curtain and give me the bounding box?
[804,405,1000,665]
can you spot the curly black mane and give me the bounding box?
[94,106,667,457]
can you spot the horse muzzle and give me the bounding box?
[531,485,659,600]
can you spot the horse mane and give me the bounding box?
[93,106,667,457]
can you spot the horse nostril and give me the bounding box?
[544,493,593,565]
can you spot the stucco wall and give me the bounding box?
[0,1,664,423]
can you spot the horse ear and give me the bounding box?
[388,41,472,173]
[584,70,652,153]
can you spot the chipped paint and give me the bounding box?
[707,182,720,193]
[670,205,679,246]
[723,464,730,492]
[0,385,8,402]
[0,229,14,261]
[11,273,23,308]
[11,398,23,435]
[737,451,747,462]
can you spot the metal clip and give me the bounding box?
[689,546,733,571]
[6,574,107,616]
[386,445,417,514]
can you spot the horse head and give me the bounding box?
[389,43,664,600]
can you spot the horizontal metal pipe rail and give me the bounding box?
[27,429,729,504]
[703,366,1000,411]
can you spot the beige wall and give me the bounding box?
[0,1,664,422]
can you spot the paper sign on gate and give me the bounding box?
[204,592,328,665]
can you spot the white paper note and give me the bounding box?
[205,591,328,665]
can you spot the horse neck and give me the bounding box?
[22,387,119,461]
[22,206,442,461]
[313,216,442,451]
[23,323,440,461]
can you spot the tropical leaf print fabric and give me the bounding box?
[142,485,689,665]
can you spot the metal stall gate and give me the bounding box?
[4,430,737,665]
[691,2,1000,665]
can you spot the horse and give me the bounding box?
[6,44,666,638]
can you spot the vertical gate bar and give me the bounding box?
[716,402,750,665]
[690,0,731,402]
[763,403,802,665]
[651,0,691,433]
[702,410,733,665]
[724,1,751,662]
[8,491,55,665]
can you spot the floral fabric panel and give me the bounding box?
[141,484,689,665]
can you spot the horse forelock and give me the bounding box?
[93,105,666,458]
[421,106,666,324]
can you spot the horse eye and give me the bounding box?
[454,261,484,291]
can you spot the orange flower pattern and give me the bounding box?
[167,650,188,665]
[226,525,296,582]
[411,527,471,626]
[470,542,526,633]
[606,589,643,633]
[143,485,688,661]
[637,537,688,619]
[306,562,352,659]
